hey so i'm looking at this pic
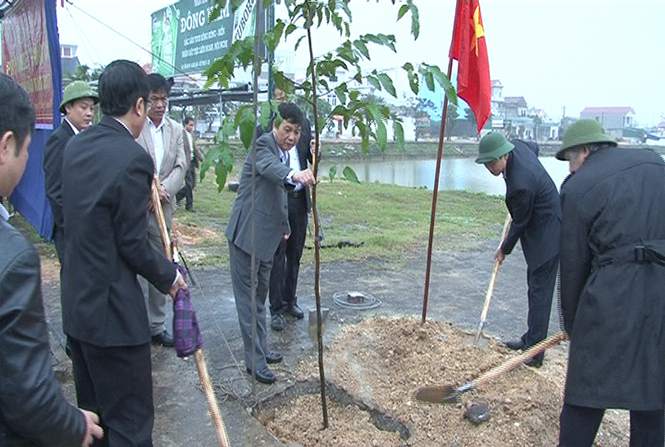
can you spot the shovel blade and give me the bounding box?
[415,384,459,404]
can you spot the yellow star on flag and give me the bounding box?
[470,6,484,56]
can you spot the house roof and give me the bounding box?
[491,79,502,87]
[581,106,634,115]
[504,96,527,107]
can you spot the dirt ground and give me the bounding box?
[40,231,630,446]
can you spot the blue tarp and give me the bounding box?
[10,0,62,240]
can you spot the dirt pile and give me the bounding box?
[261,317,628,446]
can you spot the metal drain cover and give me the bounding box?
[332,291,382,310]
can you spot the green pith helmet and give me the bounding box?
[59,81,99,114]
[475,132,515,164]
[556,119,617,160]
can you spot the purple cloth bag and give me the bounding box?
[172,263,203,358]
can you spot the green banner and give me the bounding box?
[151,0,234,76]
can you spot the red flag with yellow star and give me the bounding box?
[449,0,491,133]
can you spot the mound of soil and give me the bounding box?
[261,317,628,446]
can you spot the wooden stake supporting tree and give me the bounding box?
[203,0,457,429]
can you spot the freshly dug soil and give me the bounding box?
[262,317,629,446]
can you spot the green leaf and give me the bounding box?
[407,71,419,95]
[264,20,285,52]
[328,164,337,183]
[285,23,297,38]
[236,106,255,149]
[342,166,360,183]
[215,160,229,193]
[366,75,382,91]
[259,101,272,131]
[221,147,234,173]
[397,4,409,20]
[377,73,397,97]
[394,121,405,150]
[428,64,458,105]
[334,84,348,105]
[425,71,435,92]
[410,2,420,40]
[367,103,387,151]
[353,39,370,59]
[294,35,306,51]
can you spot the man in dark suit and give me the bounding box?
[257,88,313,331]
[0,74,103,446]
[226,103,316,384]
[61,60,186,446]
[476,132,561,367]
[557,120,665,446]
[43,80,98,262]
[176,116,203,212]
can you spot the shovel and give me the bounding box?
[308,307,329,348]
[415,331,566,404]
[473,214,512,346]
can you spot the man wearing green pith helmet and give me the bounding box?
[556,119,665,446]
[476,133,561,368]
[44,80,99,263]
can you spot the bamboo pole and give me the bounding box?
[151,178,230,447]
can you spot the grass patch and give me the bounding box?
[173,173,506,268]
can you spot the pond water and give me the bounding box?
[320,157,570,196]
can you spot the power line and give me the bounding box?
[64,0,205,87]
[65,5,104,67]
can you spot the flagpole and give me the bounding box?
[421,0,461,324]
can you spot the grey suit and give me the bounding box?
[136,116,187,336]
[225,131,291,370]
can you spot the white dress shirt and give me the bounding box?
[149,118,166,173]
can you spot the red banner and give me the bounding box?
[2,0,53,128]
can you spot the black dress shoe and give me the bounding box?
[271,314,285,331]
[265,351,282,364]
[524,353,544,368]
[151,330,175,348]
[246,367,276,384]
[505,339,525,350]
[286,303,304,319]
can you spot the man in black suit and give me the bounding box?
[476,132,561,367]
[43,80,98,262]
[0,74,103,446]
[61,60,186,446]
[258,88,313,331]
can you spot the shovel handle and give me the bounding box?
[474,332,566,388]
[474,214,512,342]
[151,176,172,258]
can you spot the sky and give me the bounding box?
[56,0,665,127]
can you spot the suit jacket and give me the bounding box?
[259,115,313,212]
[0,218,85,446]
[225,131,292,262]
[501,139,561,268]
[135,116,187,225]
[43,120,75,259]
[61,116,176,347]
